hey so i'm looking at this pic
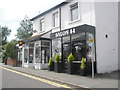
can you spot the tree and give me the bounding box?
[0,26,11,45]
[16,16,33,41]
[3,40,18,60]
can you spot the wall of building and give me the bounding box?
[32,1,96,34]
[61,1,95,30]
[118,2,120,70]
[95,2,118,73]
[32,8,60,35]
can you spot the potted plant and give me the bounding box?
[48,57,54,71]
[80,57,86,76]
[54,54,62,73]
[67,53,74,74]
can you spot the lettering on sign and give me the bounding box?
[55,28,76,38]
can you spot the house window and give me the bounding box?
[53,12,59,27]
[70,2,78,21]
[40,19,44,31]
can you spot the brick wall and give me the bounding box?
[7,58,16,66]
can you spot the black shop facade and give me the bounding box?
[50,24,97,75]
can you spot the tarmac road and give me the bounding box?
[2,68,58,88]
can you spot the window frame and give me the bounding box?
[40,18,45,31]
[69,2,80,23]
[53,11,59,28]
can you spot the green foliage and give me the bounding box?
[48,57,53,66]
[16,16,33,41]
[3,40,18,60]
[55,54,60,63]
[68,53,74,63]
[80,57,86,69]
[0,26,11,45]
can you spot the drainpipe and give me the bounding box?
[59,6,63,62]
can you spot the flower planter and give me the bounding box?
[67,62,74,74]
[48,62,54,71]
[86,61,96,75]
[80,68,86,76]
[54,62,62,73]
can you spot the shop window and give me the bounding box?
[70,2,79,21]
[35,41,50,64]
[29,43,34,63]
[35,47,40,63]
[52,38,61,58]
[71,32,86,61]
[24,49,29,63]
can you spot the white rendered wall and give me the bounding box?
[32,1,95,34]
[32,8,60,35]
[95,2,118,73]
[118,2,120,70]
[61,1,95,30]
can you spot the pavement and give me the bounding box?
[0,63,119,89]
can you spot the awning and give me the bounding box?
[26,30,52,43]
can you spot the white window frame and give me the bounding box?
[40,18,45,31]
[53,12,59,28]
[69,2,81,23]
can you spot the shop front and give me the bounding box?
[34,38,51,70]
[50,24,96,75]
[22,31,51,70]
[22,42,34,68]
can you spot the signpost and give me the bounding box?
[89,38,94,79]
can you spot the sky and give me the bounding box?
[0,0,65,41]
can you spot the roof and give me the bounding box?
[25,30,52,42]
[30,1,68,21]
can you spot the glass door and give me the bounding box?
[41,41,50,64]
[62,36,71,62]
[62,43,71,62]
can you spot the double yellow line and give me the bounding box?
[0,66,71,89]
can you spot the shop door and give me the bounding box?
[62,42,71,62]
[41,47,50,64]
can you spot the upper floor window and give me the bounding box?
[40,19,44,31]
[70,2,78,21]
[53,12,59,27]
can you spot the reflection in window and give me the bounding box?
[63,36,70,61]
[71,32,86,61]
[35,47,40,63]
[52,38,61,59]
[24,49,29,63]
[35,41,50,63]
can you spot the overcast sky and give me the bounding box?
[0,0,65,41]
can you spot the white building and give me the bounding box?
[22,0,119,74]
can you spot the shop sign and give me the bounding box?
[55,28,76,38]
